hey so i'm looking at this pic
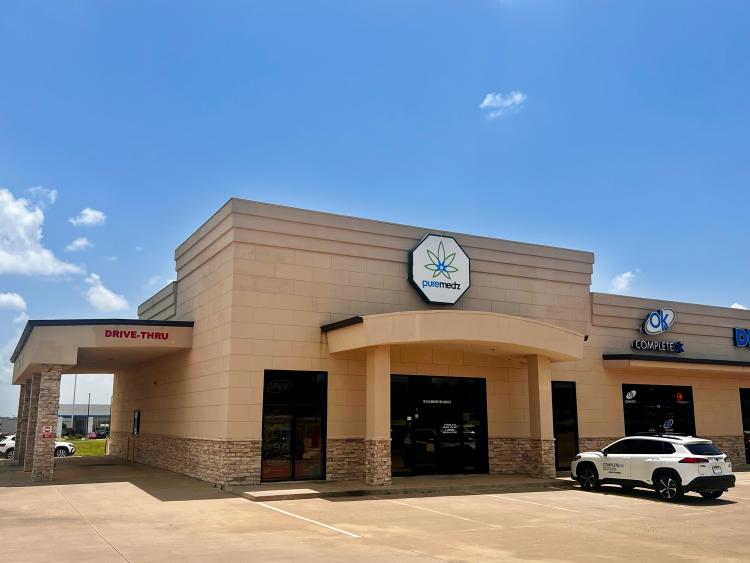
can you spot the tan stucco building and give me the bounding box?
[10,199,750,484]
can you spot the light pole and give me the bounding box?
[87,392,91,436]
[70,374,77,436]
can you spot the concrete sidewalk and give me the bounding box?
[231,473,575,501]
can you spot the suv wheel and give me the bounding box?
[54,447,68,458]
[700,490,723,500]
[655,472,683,502]
[5,448,14,459]
[577,465,600,491]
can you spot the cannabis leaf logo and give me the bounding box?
[425,241,459,279]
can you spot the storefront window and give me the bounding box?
[622,384,695,436]
[391,375,488,476]
[740,389,750,463]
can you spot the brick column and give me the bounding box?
[31,367,63,482]
[365,345,391,485]
[527,355,556,478]
[13,382,28,464]
[23,374,41,472]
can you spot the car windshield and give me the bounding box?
[686,443,723,456]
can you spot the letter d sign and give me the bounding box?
[734,328,749,348]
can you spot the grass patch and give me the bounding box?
[68,439,106,457]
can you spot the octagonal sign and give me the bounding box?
[409,234,470,304]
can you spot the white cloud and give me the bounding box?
[731,303,747,310]
[0,292,27,311]
[13,311,29,324]
[0,188,82,276]
[479,90,527,119]
[26,186,58,206]
[65,237,93,253]
[0,324,23,386]
[69,207,106,227]
[85,273,129,312]
[609,271,635,294]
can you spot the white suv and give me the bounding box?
[0,435,76,460]
[571,435,735,501]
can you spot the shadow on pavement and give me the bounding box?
[0,457,233,502]
[592,483,738,506]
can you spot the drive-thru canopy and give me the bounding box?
[9,319,193,482]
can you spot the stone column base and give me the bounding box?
[528,439,556,479]
[24,374,41,473]
[365,438,391,485]
[31,370,62,482]
[15,383,31,466]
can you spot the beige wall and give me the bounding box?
[214,200,591,441]
[113,242,235,439]
[121,199,750,448]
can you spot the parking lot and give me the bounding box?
[3,459,750,562]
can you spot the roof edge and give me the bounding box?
[602,353,750,368]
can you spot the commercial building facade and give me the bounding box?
[10,199,750,483]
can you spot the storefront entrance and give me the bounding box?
[261,370,327,482]
[391,375,488,476]
[552,381,579,470]
[740,389,750,463]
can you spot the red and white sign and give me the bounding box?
[104,329,170,341]
[42,425,53,439]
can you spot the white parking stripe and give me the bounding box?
[374,496,503,528]
[256,502,361,538]
[461,490,579,513]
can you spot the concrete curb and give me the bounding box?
[235,479,577,502]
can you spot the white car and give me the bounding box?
[571,435,735,501]
[0,434,76,460]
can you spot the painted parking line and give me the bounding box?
[567,488,724,515]
[372,496,503,529]
[256,502,361,538]
[461,490,580,513]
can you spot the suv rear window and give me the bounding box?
[686,443,723,456]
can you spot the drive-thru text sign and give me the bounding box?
[409,234,470,304]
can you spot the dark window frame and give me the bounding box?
[622,383,696,436]
[551,380,580,471]
[261,370,328,483]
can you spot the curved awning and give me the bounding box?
[322,310,584,362]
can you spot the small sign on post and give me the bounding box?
[42,425,53,439]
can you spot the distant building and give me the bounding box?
[0,416,16,434]
[57,403,111,436]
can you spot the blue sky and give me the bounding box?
[1,1,749,415]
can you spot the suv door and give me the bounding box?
[600,439,633,480]
[628,439,672,483]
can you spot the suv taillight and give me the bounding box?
[679,457,709,464]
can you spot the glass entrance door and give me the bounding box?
[740,389,750,463]
[552,381,579,471]
[391,375,488,476]
[261,371,327,482]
